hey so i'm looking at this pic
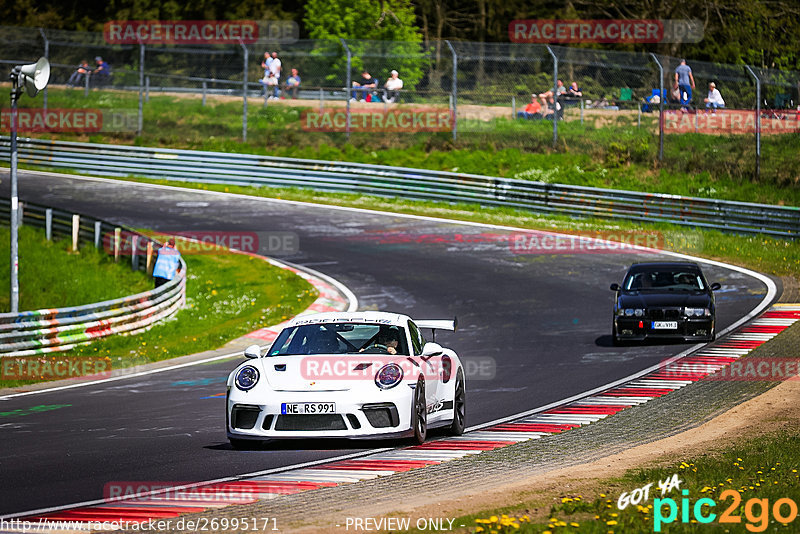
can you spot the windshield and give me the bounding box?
[268,323,410,356]
[623,269,705,292]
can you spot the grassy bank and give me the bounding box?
[0,225,150,311]
[10,86,800,206]
[455,429,800,533]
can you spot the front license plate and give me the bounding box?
[652,321,678,330]
[281,402,336,415]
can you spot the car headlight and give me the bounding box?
[624,308,634,316]
[235,365,260,391]
[634,308,644,317]
[684,307,711,317]
[375,363,403,389]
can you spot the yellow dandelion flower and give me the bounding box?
[607,520,618,526]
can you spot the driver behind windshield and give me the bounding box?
[361,327,401,355]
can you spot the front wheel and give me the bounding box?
[448,371,466,436]
[411,378,427,444]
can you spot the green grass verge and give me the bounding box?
[92,175,800,281]
[13,86,800,206]
[0,225,150,312]
[448,430,800,533]
[0,228,317,388]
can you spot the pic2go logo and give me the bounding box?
[654,489,798,532]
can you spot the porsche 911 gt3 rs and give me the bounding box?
[226,311,465,448]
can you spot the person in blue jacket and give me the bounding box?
[152,238,182,288]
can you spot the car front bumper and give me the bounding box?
[615,316,714,341]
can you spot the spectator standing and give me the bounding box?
[267,51,281,99]
[517,95,543,120]
[282,68,301,99]
[703,82,725,112]
[674,59,695,112]
[92,56,111,87]
[67,60,91,87]
[383,70,403,103]
[351,70,378,102]
[152,238,182,288]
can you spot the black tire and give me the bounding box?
[411,378,427,444]
[448,370,466,436]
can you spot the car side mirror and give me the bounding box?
[244,344,261,359]
[710,282,721,291]
[421,342,443,357]
[610,283,620,291]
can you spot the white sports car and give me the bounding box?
[226,311,465,448]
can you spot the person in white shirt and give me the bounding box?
[704,82,725,112]
[268,51,281,99]
[383,70,404,103]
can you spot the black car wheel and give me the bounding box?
[448,370,466,436]
[412,378,427,444]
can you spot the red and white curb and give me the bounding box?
[17,304,800,529]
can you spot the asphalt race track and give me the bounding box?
[0,170,776,516]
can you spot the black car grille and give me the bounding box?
[274,414,347,431]
[362,403,400,428]
[231,405,261,430]
[647,308,681,320]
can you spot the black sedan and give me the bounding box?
[610,261,720,344]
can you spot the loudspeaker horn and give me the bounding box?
[19,57,50,97]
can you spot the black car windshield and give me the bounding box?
[268,323,410,356]
[623,269,706,291]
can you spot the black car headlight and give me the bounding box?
[235,365,260,391]
[684,307,711,317]
[375,363,403,390]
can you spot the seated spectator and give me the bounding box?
[517,95,543,120]
[538,79,566,107]
[543,100,563,121]
[67,60,91,87]
[260,71,278,100]
[351,70,378,102]
[383,70,403,103]
[566,81,582,98]
[92,56,111,87]
[282,68,301,99]
[703,82,725,112]
[669,81,681,105]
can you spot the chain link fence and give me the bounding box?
[1,25,798,177]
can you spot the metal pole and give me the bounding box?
[341,38,351,140]
[545,46,558,147]
[745,65,761,179]
[241,42,248,141]
[94,221,102,248]
[649,53,664,162]
[580,99,584,126]
[45,209,53,241]
[319,87,324,114]
[84,67,90,96]
[39,28,48,112]
[445,40,457,141]
[145,76,150,102]
[138,44,144,136]
[202,81,207,106]
[9,82,20,313]
[511,95,516,119]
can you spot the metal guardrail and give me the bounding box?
[1,137,798,238]
[0,198,186,357]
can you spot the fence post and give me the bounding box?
[649,53,664,162]
[319,87,324,114]
[202,81,207,106]
[341,38,351,140]
[84,67,90,96]
[444,40,458,141]
[45,208,52,240]
[114,227,121,262]
[72,214,80,252]
[138,43,145,136]
[511,95,516,119]
[580,99,584,126]
[17,202,23,227]
[39,28,48,112]
[131,235,139,271]
[745,65,761,179]
[94,221,102,248]
[146,241,154,273]
[145,76,150,102]
[241,42,248,142]
[545,46,558,148]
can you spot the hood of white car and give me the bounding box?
[257,355,382,392]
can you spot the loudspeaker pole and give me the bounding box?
[9,67,22,313]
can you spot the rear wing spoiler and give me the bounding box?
[416,317,458,342]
